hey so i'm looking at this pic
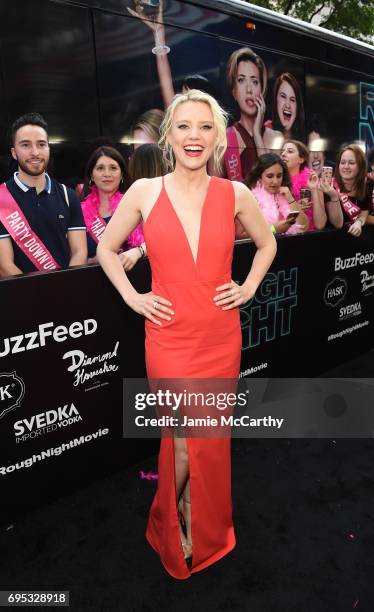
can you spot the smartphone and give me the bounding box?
[300,188,311,201]
[322,166,333,184]
[286,211,299,223]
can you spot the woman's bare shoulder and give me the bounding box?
[232,181,259,213]
[129,176,163,195]
[232,181,251,197]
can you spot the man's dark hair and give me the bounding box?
[181,74,216,98]
[368,147,374,167]
[11,112,48,144]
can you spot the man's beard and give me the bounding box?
[17,157,48,177]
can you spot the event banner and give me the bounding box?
[0,262,154,524]
[0,230,373,523]
[234,229,374,377]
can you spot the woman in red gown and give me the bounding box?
[97,89,276,579]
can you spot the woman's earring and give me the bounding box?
[89,178,93,186]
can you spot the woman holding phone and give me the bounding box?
[322,144,372,236]
[244,153,308,235]
[280,139,342,230]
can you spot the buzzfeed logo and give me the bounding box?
[335,252,374,271]
[14,403,82,443]
[0,319,97,358]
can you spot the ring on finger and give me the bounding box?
[153,300,158,310]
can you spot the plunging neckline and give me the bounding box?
[162,175,213,268]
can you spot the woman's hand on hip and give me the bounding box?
[213,281,254,310]
[127,292,174,325]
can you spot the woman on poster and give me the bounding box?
[127,1,281,180]
[269,72,305,141]
[97,90,276,579]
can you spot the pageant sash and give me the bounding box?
[333,179,361,223]
[224,126,243,181]
[84,213,107,244]
[0,184,61,271]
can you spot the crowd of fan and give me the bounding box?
[0,111,373,278]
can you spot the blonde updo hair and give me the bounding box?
[158,89,228,172]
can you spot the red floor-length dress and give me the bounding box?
[143,175,242,579]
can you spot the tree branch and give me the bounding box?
[310,2,327,21]
[319,0,344,26]
[283,0,296,15]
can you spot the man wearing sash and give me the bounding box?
[0,112,87,277]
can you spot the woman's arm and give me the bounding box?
[235,182,277,290]
[348,210,368,237]
[325,199,344,229]
[319,179,344,229]
[67,230,88,267]
[278,186,308,231]
[214,182,276,309]
[119,242,146,271]
[308,172,327,230]
[128,0,175,108]
[0,238,23,277]
[97,179,173,325]
[252,95,267,155]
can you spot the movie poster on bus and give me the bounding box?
[305,62,370,158]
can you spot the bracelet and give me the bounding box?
[152,44,170,56]
[289,199,296,204]
[270,224,276,234]
[356,217,364,226]
[137,245,145,258]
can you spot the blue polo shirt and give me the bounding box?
[0,173,86,273]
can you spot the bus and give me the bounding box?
[0,0,373,181]
[1,0,374,521]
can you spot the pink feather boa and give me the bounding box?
[81,185,144,248]
[251,182,304,235]
[290,166,315,230]
[290,166,310,200]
